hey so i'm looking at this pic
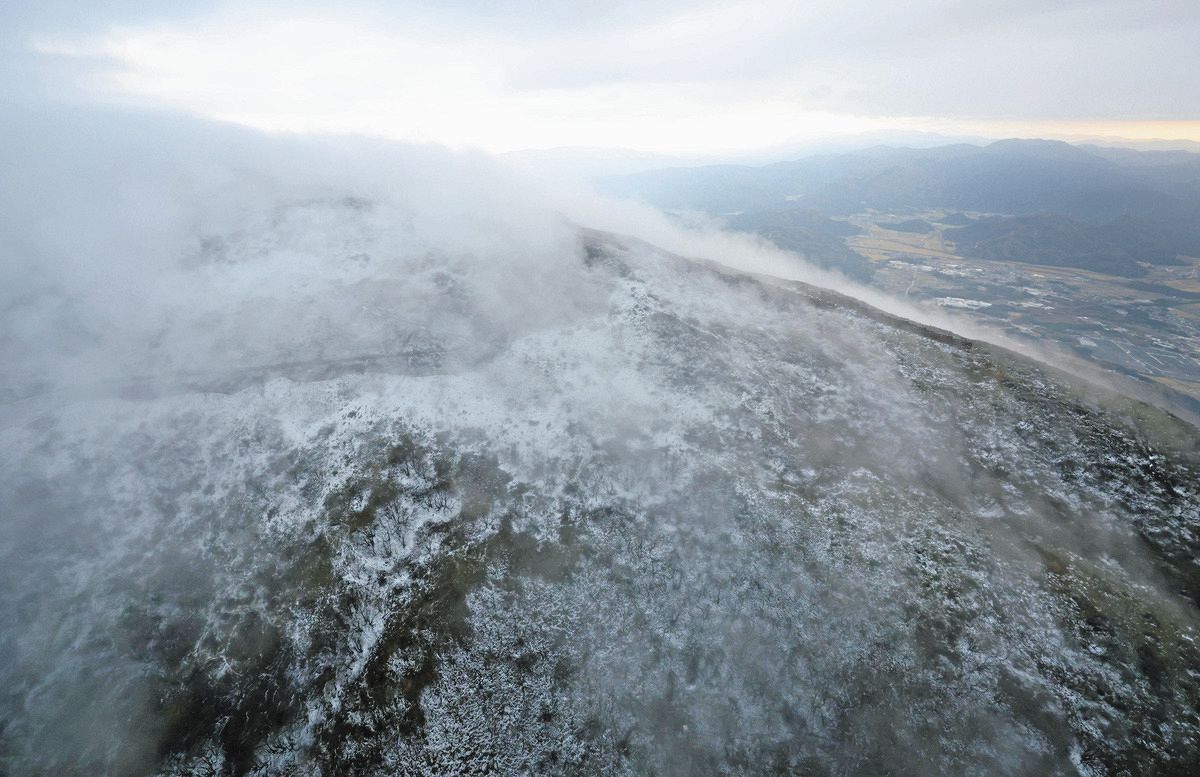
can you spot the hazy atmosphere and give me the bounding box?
[2,3,1199,776]
[5,1,1200,154]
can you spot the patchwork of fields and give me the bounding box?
[844,211,1200,409]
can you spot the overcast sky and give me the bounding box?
[3,0,1199,155]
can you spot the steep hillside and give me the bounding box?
[3,224,1199,777]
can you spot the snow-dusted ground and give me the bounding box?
[2,197,1200,776]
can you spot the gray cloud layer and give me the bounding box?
[3,0,1198,122]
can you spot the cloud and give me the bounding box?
[502,0,1200,119]
[0,99,1153,428]
[5,1,1198,155]
[0,104,601,405]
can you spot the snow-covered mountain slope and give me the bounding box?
[2,202,1198,776]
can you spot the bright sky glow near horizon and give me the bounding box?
[6,1,1200,157]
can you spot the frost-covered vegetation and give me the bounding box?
[3,110,1199,776]
[3,223,1199,776]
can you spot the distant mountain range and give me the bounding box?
[599,139,1200,278]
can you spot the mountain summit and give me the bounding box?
[3,212,1198,774]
